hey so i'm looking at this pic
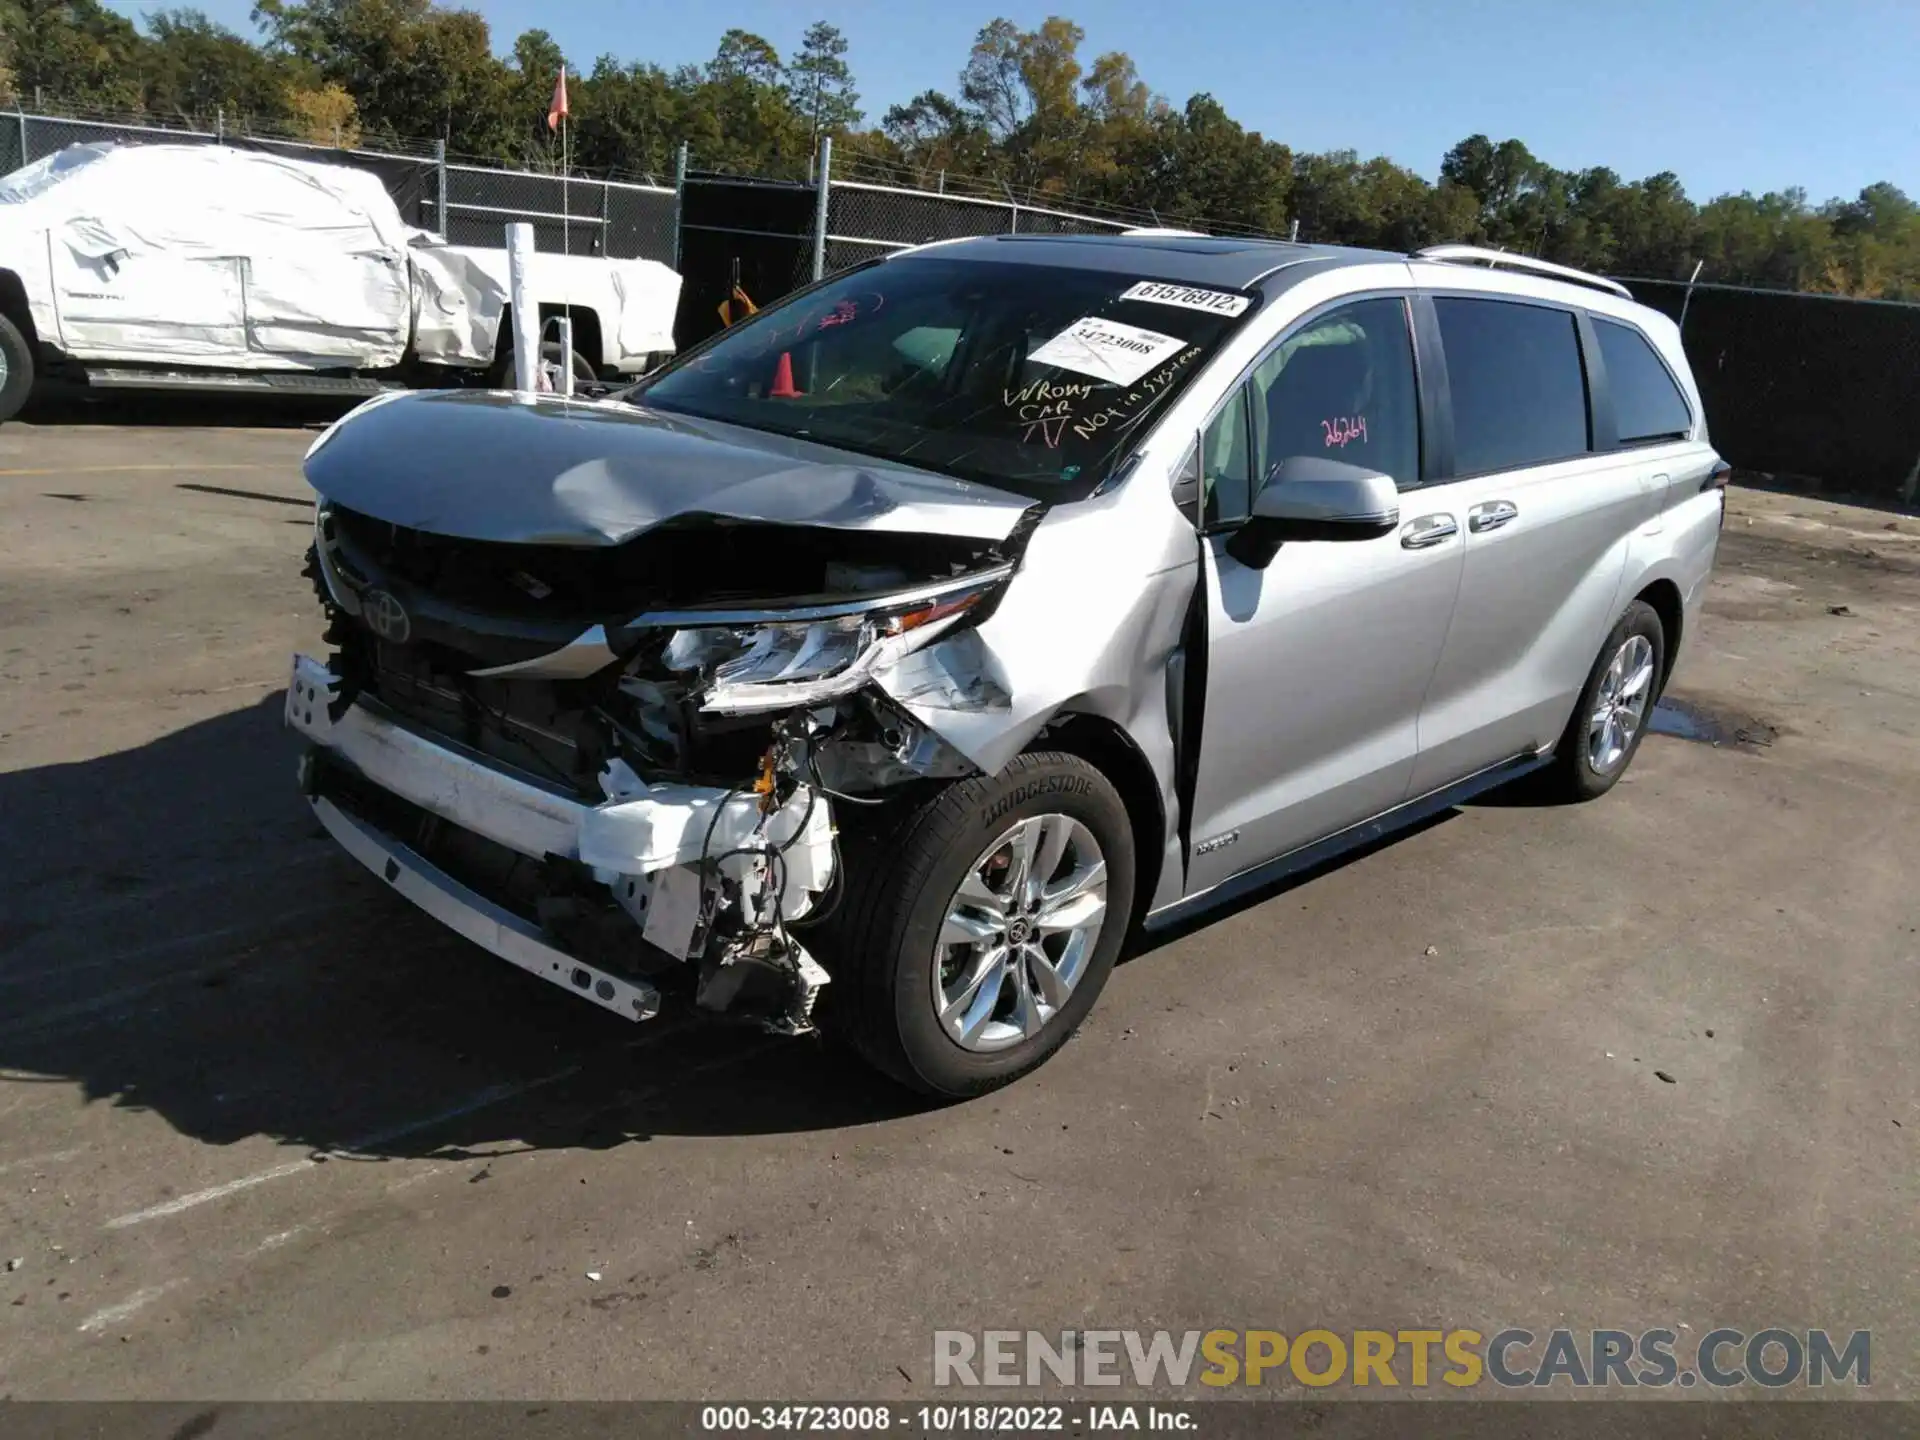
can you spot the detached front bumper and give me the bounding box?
[286,654,834,1024]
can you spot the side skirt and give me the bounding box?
[1142,750,1551,934]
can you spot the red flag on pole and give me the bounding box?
[547,68,569,131]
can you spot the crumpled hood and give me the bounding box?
[303,389,1035,546]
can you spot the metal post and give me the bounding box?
[553,316,574,398]
[1678,258,1705,335]
[216,106,224,142]
[1289,219,1300,243]
[937,170,945,194]
[505,223,542,395]
[601,177,611,256]
[1002,182,1019,235]
[810,134,833,282]
[434,140,447,236]
[16,103,26,167]
[672,141,689,271]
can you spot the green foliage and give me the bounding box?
[5,4,1915,298]
[787,21,860,144]
[143,9,292,124]
[8,0,147,111]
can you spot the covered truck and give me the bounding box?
[0,142,683,420]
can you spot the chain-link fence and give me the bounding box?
[2,106,1246,296]
[1625,276,1920,505]
[2,107,677,264]
[821,178,1129,275]
[437,163,674,260]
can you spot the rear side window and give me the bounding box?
[1595,318,1692,444]
[1435,298,1590,475]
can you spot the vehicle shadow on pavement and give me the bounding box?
[0,694,934,1165]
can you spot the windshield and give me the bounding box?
[0,144,111,205]
[633,257,1256,500]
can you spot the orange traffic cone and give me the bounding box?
[769,351,802,398]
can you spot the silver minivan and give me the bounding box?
[292,234,1725,1096]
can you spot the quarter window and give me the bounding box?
[1594,317,1692,444]
[1434,298,1590,474]
[1197,385,1254,524]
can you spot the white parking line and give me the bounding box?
[103,1029,758,1231]
[249,1225,310,1254]
[0,1145,86,1177]
[106,1158,321,1230]
[0,903,342,991]
[103,1067,581,1229]
[78,1282,178,1333]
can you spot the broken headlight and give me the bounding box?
[657,571,1009,714]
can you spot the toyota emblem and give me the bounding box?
[362,588,411,644]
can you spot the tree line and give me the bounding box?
[4,0,1916,299]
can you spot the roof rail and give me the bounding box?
[1414,244,1632,300]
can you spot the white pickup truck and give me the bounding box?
[0,141,684,421]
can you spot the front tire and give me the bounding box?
[820,752,1135,1098]
[0,312,35,423]
[1541,600,1666,802]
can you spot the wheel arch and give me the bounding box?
[491,303,605,365]
[1633,576,1685,693]
[0,270,39,346]
[1028,711,1166,934]
[539,303,604,371]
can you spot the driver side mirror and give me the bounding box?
[1224,455,1400,570]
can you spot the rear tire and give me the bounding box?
[1540,600,1666,802]
[488,330,595,390]
[0,312,35,423]
[817,753,1135,1098]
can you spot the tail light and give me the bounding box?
[1707,460,1731,528]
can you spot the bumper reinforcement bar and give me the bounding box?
[310,792,662,1023]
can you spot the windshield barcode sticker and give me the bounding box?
[1119,281,1252,316]
[1028,317,1188,387]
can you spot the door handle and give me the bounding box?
[1400,513,1458,549]
[1467,500,1518,533]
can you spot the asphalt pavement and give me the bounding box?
[0,414,1914,1401]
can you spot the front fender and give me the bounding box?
[872,484,1198,914]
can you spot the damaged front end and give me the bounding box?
[290,474,1021,1034]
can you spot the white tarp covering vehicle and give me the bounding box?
[0,142,683,419]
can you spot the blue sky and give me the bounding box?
[106,0,1917,202]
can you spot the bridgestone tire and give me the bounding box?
[818,752,1135,1098]
[1540,599,1667,803]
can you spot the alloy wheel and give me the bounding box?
[1588,633,1656,774]
[932,814,1108,1053]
